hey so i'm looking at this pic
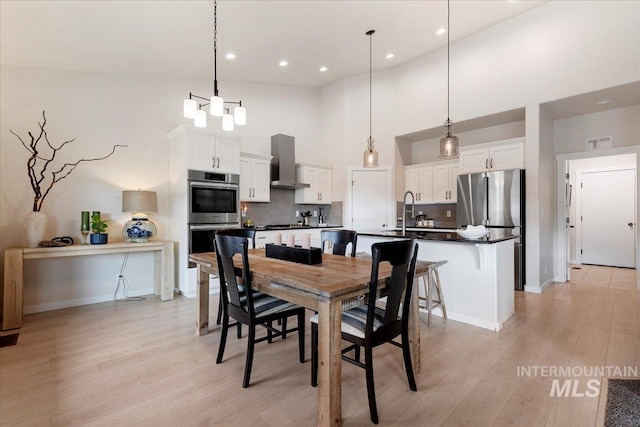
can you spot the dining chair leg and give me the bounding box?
[243,324,256,388]
[216,315,229,364]
[401,328,417,391]
[365,346,379,424]
[354,345,361,363]
[297,310,305,362]
[311,322,318,387]
[236,323,242,339]
[216,295,223,325]
[282,317,288,340]
[267,321,273,343]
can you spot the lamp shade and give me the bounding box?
[122,190,157,214]
[222,112,234,131]
[234,105,246,125]
[210,95,224,116]
[194,109,207,128]
[183,98,197,119]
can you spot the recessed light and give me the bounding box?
[385,53,394,60]
[279,60,288,67]
[436,28,446,36]
[319,66,328,72]
[225,53,236,60]
[595,99,612,105]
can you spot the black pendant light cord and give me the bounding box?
[213,0,218,96]
[446,0,450,123]
[367,29,375,143]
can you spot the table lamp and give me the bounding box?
[122,190,158,243]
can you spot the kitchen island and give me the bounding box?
[357,229,518,331]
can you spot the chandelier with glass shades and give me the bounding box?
[182,0,246,131]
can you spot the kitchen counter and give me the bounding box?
[359,228,519,244]
[357,231,516,331]
[249,224,343,231]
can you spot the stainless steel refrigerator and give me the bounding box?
[457,169,525,290]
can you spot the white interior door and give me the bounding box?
[581,169,636,267]
[350,168,391,232]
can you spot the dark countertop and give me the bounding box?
[249,225,343,231]
[359,228,519,244]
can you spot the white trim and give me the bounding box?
[555,145,640,291]
[423,308,514,331]
[24,287,155,314]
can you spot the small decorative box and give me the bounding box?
[265,243,323,265]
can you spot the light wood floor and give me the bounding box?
[1,272,639,426]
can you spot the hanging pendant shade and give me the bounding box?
[439,0,459,158]
[183,98,197,119]
[210,95,224,116]
[363,29,379,168]
[194,109,207,128]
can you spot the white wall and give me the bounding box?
[539,106,556,290]
[320,0,640,289]
[554,105,640,155]
[0,64,320,312]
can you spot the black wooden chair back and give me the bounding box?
[214,234,255,322]
[366,239,418,342]
[321,229,358,257]
[216,228,257,249]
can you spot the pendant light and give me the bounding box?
[363,29,379,168]
[439,0,459,158]
[182,0,246,130]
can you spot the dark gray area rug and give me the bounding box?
[605,379,640,427]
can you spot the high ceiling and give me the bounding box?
[0,0,548,88]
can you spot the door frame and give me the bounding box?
[345,166,394,231]
[555,146,640,291]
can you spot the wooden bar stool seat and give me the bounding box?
[416,260,447,327]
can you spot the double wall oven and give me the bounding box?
[188,170,240,254]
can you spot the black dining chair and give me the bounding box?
[321,229,358,257]
[310,239,418,424]
[215,233,305,388]
[215,228,257,332]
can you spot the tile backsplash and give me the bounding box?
[245,188,343,226]
[396,202,457,228]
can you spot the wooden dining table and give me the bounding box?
[189,248,426,427]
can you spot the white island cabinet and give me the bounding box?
[357,233,515,331]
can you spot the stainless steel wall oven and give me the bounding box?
[188,170,240,254]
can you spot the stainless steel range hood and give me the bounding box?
[270,134,310,189]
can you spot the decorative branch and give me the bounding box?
[10,111,127,212]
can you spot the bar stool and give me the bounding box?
[416,260,448,327]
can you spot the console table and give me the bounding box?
[2,241,175,343]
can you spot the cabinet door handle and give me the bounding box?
[490,158,493,169]
[212,157,216,168]
[320,192,322,201]
[217,157,221,168]
[485,159,489,169]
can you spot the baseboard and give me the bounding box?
[178,288,221,299]
[524,278,554,294]
[420,308,509,331]
[24,287,155,314]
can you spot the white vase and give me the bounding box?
[24,211,47,248]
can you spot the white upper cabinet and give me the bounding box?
[240,153,271,202]
[295,163,332,204]
[458,138,524,174]
[189,133,240,174]
[432,162,459,203]
[404,165,433,203]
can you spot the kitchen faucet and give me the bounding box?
[402,190,415,237]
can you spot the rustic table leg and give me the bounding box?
[160,241,175,301]
[409,275,421,373]
[317,299,342,427]
[196,264,210,336]
[3,249,24,331]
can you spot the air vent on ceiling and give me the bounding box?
[586,136,612,151]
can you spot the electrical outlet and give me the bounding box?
[446,210,451,217]
[313,211,318,217]
[295,210,299,217]
[418,211,423,215]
